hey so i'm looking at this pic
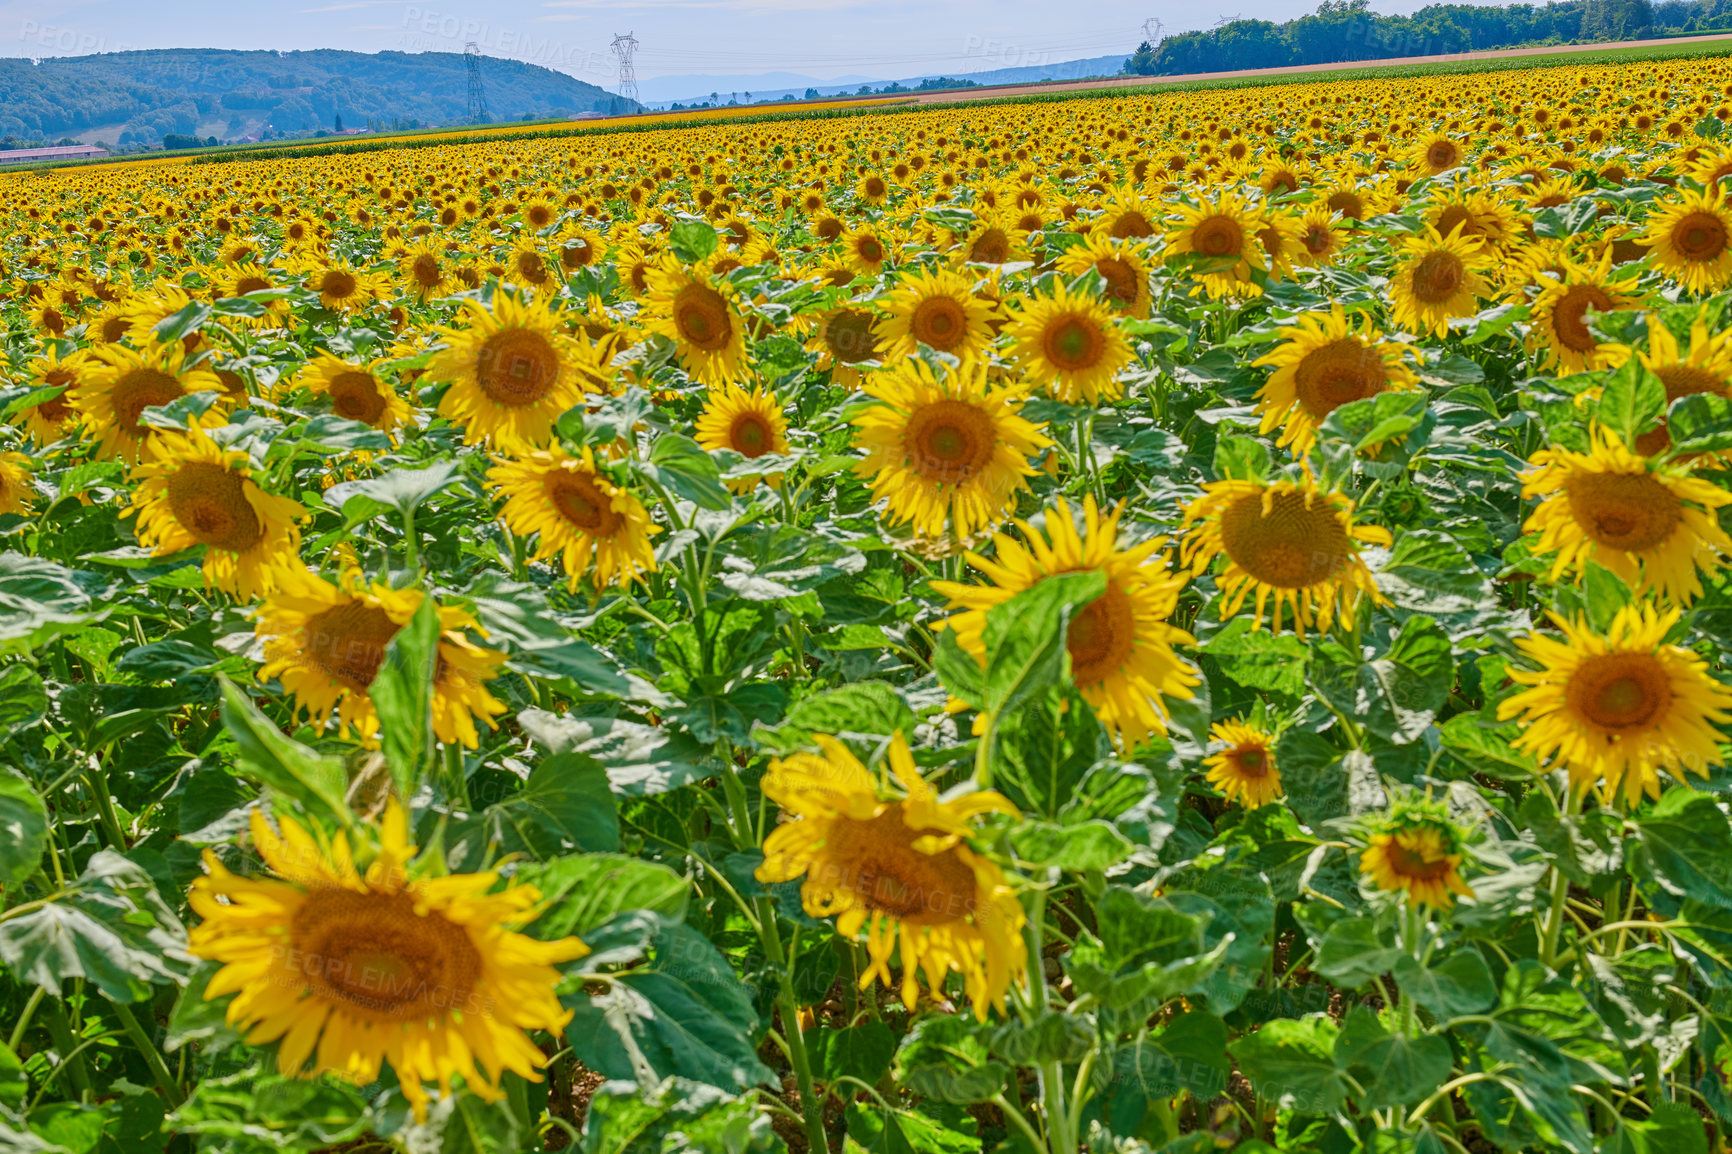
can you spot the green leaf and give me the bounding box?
[218,677,351,825]
[1395,949,1498,1018]
[1008,819,1134,871]
[325,459,459,521]
[519,708,711,796]
[1110,1010,1231,1100]
[893,1016,1006,1104]
[981,569,1106,716]
[519,854,688,941]
[987,1012,1094,1065]
[151,300,211,341]
[453,752,620,867]
[0,664,47,728]
[1273,729,1348,828]
[643,434,731,510]
[564,912,774,1095]
[763,681,919,752]
[368,596,439,799]
[1313,917,1402,987]
[1634,791,1732,906]
[1374,530,1496,615]
[931,628,985,710]
[1597,356,1666,449]
[995,684,1108,818]
[0,766,47,885]
[1228,1016,1344,1116]
[1332,1006,1451,1108]
[0,552,109,653]
[164,963,242,1055]
[845,1101,978,1154]
[466,578,635,695]
[669,220,720,263]
[0,850,190,1001]
[1309,616,1453,743]
[1212,434,1271,481]
[813,1020,897,1086]
[1667,391,1732,456]
[1200,617,1308,695]
[0,1038,24,1107]
[1065,887,1227,1013]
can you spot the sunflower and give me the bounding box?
[1252,306,1418,454]
[1424,192,1521,253]
[126,426,304,600]
[934,497,1198,750]
[0,452,33,516]
[953,209,1025,266]
[1181,476,1390,636]
[1519,428,1732,605]
[1387,226,1493,338]
[809,305,882,387]
[189,804,587,1122]
[1291,207,1350,267]
[1053,232,1152,318]
[852,358,1050,543]
[1642,188,1732,294]
[1097,187,1160,240]
[1204,720,1281,808]
[1525,254,1642,373]
[300,261,385,312]
[297,354,413,438]
[428,291,598,451]
[398,240,451,302]
[874,268,997,363]
[254,566,507,747]
[13,347,81,448]
[1359,813,1474,909]
[1603,318,1732,455]
[71,340,226,463]
[642,259,748,386]
[755,732,1024,1019]
[486,445,659,591]
[1499,603,1732,806]
[1164,192,1269,300]
[1413,133,1465,175]
[842,223,895,277]
[695,382,790,491]
[1004,286,1134,405]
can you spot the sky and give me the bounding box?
[7,0,1480,94]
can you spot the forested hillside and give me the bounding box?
[1128,0,1708,75]
[0,48,635,147]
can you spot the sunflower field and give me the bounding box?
[8,49,1732,1154]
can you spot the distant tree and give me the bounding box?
[333,112,343,132]
[804,87,821,99]
[857,84,873,95]
[1123,41,1159,75]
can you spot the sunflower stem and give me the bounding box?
[757,894,828,1153]
[1022,881,1071,1154]
[84,754,129,851]
[402,505,420,576]
[108,998,185,1108]
[972,709,997,790]
[1540,790,1580,969]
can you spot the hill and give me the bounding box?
[644,55,1132,109]
[0,48,637,149]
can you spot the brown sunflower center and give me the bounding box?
[328,371,388,426]
[1110,211,1154,239]
[100,316,132,342]
[1434,205,1476,239]
[728,413,774,458]
[319,270,358,300]
[235,276,270,297]
[1386,841,1453,881]
[1042,314,1106,372]
[303,600,400,691]
[1095,258,1139,305]
[910,296,968,351]
[1191,215,1243,258]
[1563,470,1681,552]
[1411,250,1465,304]
[291,889,482,1022]
[547,469,621,535]
[1065,582,1134,685]
[969,228,1009,264]
[824,806,979,925]
[411,253,443,287]
[1302,225,1334,256]
[906,399,996,484]
[1295,338,1388,417]
[165,461,263,552]
[560,239,595,268]
[856,235,885,264]
[1327,190,1366,219]
[515,251,549,283]
[1229,747,1271,779]
[476,328,559,407]
[1551,284,1613,351]
[825,310,879,364]
[673,283,734,352]
[1427,141,1460,170]
[1566,651,1671,733]
[1673,211,1728,262]
[111,369,185,435]
[863,176,888,199]
[1219,489,1354,589]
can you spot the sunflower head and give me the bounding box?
[1204,719,1281,809]
[428,290,600,450]
[1642,188,1732,294]
[755,732,1025,1018]
[1253,306,1419,454]
[1004,285,1134,405]
[1359,799,1474,909]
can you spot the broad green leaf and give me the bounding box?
[1596,356,1666,449]
[0,1038,23,1106]
[368,596,439,799]
[987,1012,1094,1065]
[1395,949,1498,1019]
[564,912,774,1095]
[324,459,460,519]
[1110,1010,1231,1100]
[1200,617,1308,695]
[1633,791,1732,907]
[1309,616,1453,743]
[451,752,621,868]
[813,1020,897,1087]
[762,681,919,752]
[1228,1016,1344,1116]
[669,220,720,263]
[845,1101,978,1154]
[1332,1006,1451,1107]
[1374,529,1496,615]
[892,1015,1006,1104]
[981,569,1106,716]
[519,708,712,796]
[0,552,110,653]
[643,434,731,510]
[1668,391,1732,456]
[1008,819,1134,872]
[218,677,351,825]
[1313,917,1402,987]
[995,685,1108,818]
[0,664,48,727]
[520,854,688,941]
[0,766,48,884]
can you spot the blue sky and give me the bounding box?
[7,0,1471,91]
